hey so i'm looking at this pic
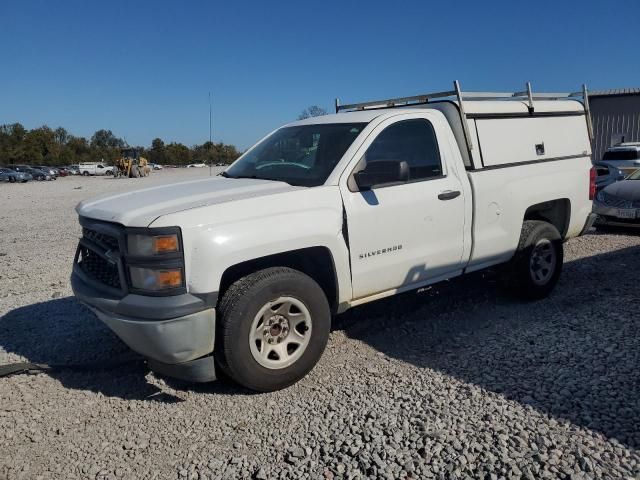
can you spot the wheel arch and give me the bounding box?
[218,246,340,313]
[523,199,571,239]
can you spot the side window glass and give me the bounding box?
[365,119,442,181]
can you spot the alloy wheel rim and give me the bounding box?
[249,296,312,369]
[529,239,556,285]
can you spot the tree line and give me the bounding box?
[0,107,329,167]
[0,123,242,166]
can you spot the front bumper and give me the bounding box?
[71,271,217,382]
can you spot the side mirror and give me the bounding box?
[354,160,410,190]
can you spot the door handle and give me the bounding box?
[438,190,461,201]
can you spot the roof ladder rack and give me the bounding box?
[454,80,473,153]
[581,84,594,141]
[335,80,594,150]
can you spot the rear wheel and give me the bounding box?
[9,176,16,183]
[82,171,89,176]
[216,267,331,392]
[503,220,563,300]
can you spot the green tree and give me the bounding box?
[90,129,124,149]
[54,127,69,146]
[164,142,191,166]
[149,137,166,164]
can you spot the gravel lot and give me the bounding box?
[0,170,639,480]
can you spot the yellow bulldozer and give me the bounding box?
[114,148,150,178]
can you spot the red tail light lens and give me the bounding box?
[589,166,596,200]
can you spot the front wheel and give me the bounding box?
[216,267,331,392]
[9,176,16,183]
[503,220,563,300]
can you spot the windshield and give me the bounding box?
[225,123,366,187]
[603,150,640,161]
[627,169,640,180]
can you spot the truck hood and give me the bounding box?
[76,177,301,226]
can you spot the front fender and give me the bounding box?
[151,186,353,304]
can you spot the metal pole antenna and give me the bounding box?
[209,92,212,176]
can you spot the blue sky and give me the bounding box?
[1,0,639,150]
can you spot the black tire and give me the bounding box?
[82,171,89,176]
[503,220,563,300]
[9,176,16,183]
[216,267,331,392]
[37,175,44,181]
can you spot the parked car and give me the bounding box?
[150,163,163,170]
[594,162,626,192]
[6,164,31,173]
[24,167,52,181]
[601,143,640,175]
[72,83,595,392]
[0,167,32,183]
[66,165,80,175]
[186,163,206,168]
[55,167,70,177]
[593,168,640,229]
[35,166,58,179]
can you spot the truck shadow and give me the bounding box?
[0,298,190,402]
[337,242,640,449]
[0,296,254,400]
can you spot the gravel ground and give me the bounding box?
[0,170,639,480]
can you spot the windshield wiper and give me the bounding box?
[225,174,271,181]
[219,172,295,185]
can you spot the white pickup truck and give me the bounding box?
[79,162,113,176]
[72,82,596,391]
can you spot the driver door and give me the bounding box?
[341,114,466,299]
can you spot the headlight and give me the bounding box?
[129,267,183,291]
[127,233,180,255]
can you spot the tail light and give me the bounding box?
[589,166,596,200]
